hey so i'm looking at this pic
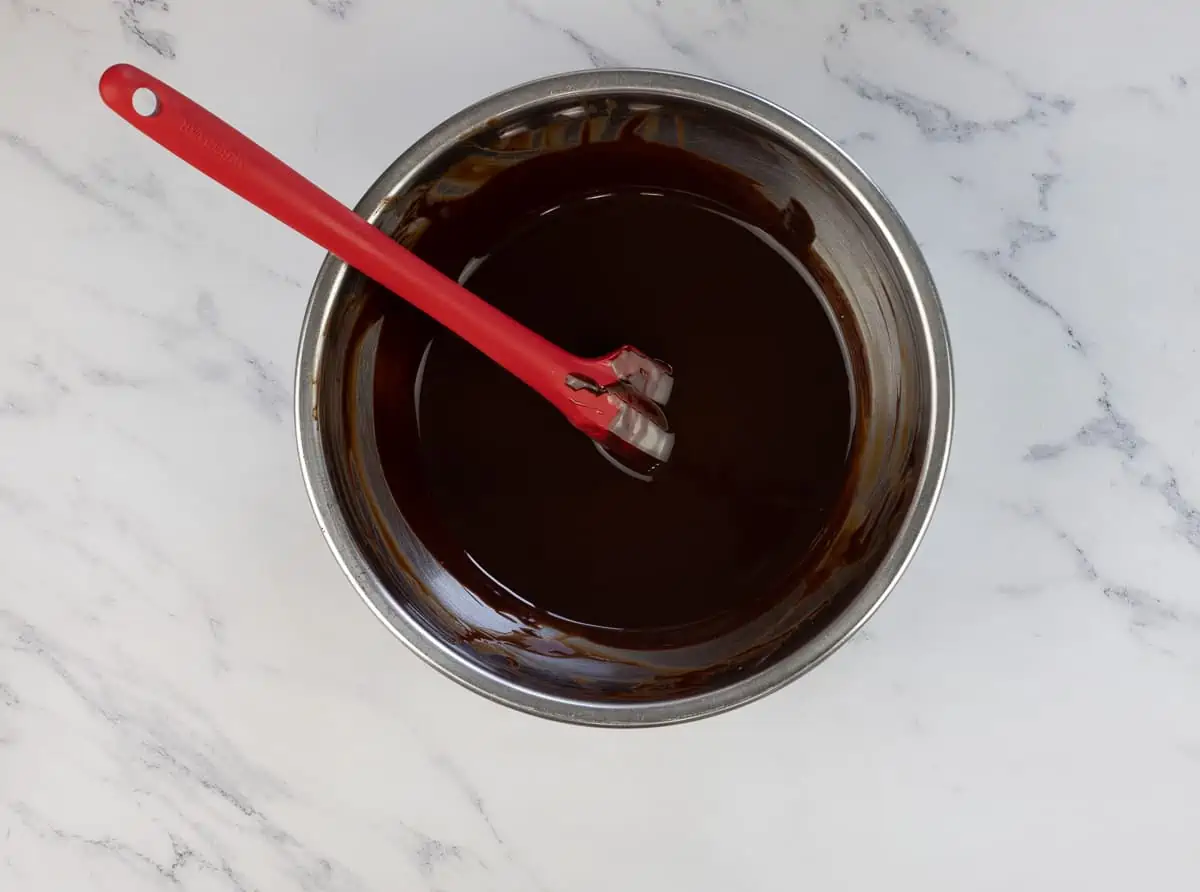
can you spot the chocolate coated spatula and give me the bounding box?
[98,63,675,466]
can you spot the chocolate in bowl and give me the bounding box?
[296,70,952,726]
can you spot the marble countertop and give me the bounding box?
[4,0,1200,888]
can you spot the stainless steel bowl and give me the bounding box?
[295,70,953,726]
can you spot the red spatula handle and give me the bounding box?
[97,63,589,417]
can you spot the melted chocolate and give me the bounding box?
[368,137,853,640]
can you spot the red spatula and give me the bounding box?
[98,63,674,465]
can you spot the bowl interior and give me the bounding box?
[301,77,943,720]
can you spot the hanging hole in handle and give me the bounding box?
[131,87,159,117]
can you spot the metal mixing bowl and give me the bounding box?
[295,70,953,726]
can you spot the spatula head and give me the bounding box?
[605,346,674,406]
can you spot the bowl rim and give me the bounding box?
[294,68,954,727]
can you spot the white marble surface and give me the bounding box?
[3,0,1200,888]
